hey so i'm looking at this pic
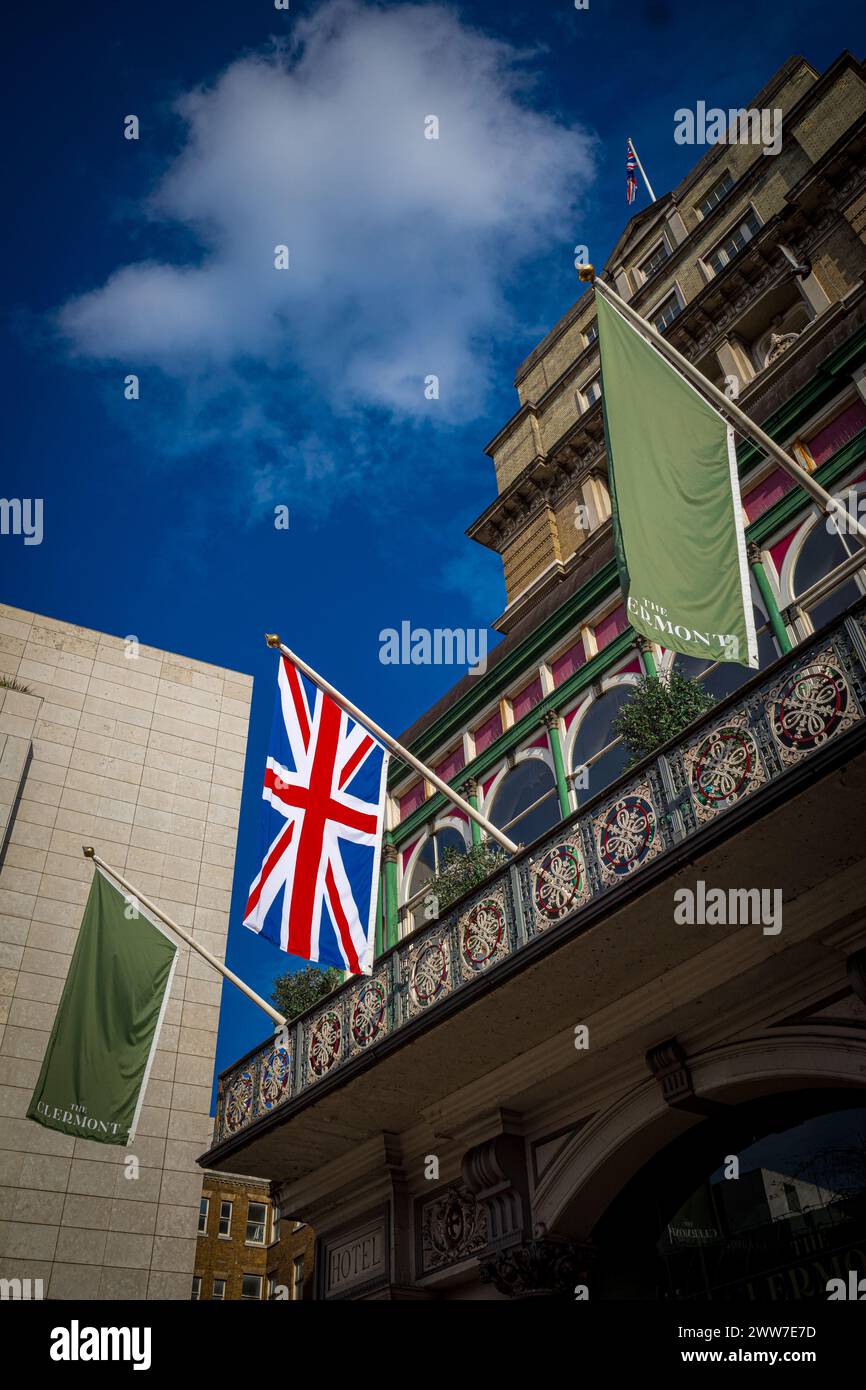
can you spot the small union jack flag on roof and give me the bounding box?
[243,655,389,975]
[626,144,638,205]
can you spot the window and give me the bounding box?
[490,759,559,846]
[218,1200,232,1238]
[653,292,682,334]
[569,686,634,800]
[190,1276,201,1301]
[293,1255,305,1300]
[592,1094,866,1300]
[639,241,669,280]
[271,1207,281,1244]
[404,826,469,932]
[697,170,734,218]
[198,1197,209,1235]
[241,1274,263,1300]
[671,607,777,700]
[246,1201,267,1245]
[582,377,601,408]
[790,490,866,630]
[584,321,598,346]
[212,1278,226,1301]
[707,208,761,275]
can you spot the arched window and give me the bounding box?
[404,825,468,934]
[489,758,559,847]
[592,1091,866,1301]
[789,489,866,630]
[569,684,634,801]
[670,604,778,701]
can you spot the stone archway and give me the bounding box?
[533,1031,866,1243]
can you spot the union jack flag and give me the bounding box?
[626,144,638,205]
[243,656,389,975]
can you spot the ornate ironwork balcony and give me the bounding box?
[211,603,866,1148]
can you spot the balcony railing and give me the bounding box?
[210,602,866,1149]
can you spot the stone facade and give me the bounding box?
[0,605,251,1300]
[473,52,866,627]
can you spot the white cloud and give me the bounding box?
[58,0,596,423]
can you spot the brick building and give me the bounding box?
[0,607,251,1299]
[203,52,866,1301]
[193,1171,314,1300]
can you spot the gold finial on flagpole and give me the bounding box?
[265,633,281,648]
[578,263,596,283]
[82,846,95,858]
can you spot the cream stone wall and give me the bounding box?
[0,604,251,1300]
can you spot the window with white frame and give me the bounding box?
[787,485,866,631]
[568,686,634,802]
[212,1278,226,1300]
[241,1274,263,1300]
[584,320,598,346]
[271,1207,281,1244]
[697,170,734,218]
[583,376,601,407]
[706,208,761,275]
[489,758,560,846]
[293,1255,305,1300]
[402,824,469,933]
[246,1201,267,1245]
[653,291,683,334]
[190,1275,201,1301]
[198,1197,209,1235]
[638,240,669,280]
[218,1200,232,1237]
[669,602,778,701]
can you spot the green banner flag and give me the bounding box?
[27,867,178,1146]
[596,290,758,668]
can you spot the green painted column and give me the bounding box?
[382,842,400,949]
[543,711,571,819]
[748,541,792,654]
[635,634,658,678]
[461,779,482,846]
[374,883,384,961]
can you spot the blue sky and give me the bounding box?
[3,0,863,1089]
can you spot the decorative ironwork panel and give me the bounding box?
[457,885,510,980]
[403,923,453,1020]
[222,1066,254,1138]
[766,646,860,765]
[304,996,346,1086]
[593,780,665,887]
[527,832,592,935]
[681,713,768,824]
[258,1043,293,1116]
[347,971,391,1058]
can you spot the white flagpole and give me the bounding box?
[627,138,656,203]
[82,847,287,1028]
[582,265,866,545]
[265,636,520,856]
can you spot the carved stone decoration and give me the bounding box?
[462,1133,530,1249]
[646,1037,723,1116]
[478,1225,593,1298]
[765,330,800,365]
[419,1185,489,1275]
